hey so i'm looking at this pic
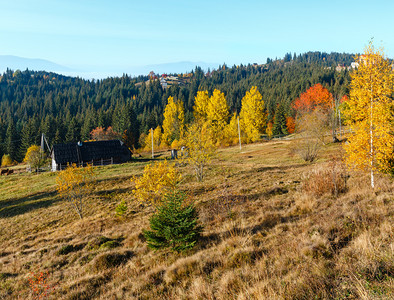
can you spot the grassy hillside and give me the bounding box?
[0,141,392,299]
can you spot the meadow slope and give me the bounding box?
[0,140,393,299]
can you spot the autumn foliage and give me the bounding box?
[90,126,121,141]
[184,122,216,181]
[27,270,56,299]
[286,116,295,134]
[162,97,185,146]
[24,145,46,172]
[193,91,210,123]
[293,83,333,114]
[343,43,394,187]
[206,89,230,144]
[240,86,266,143]
[56,163,94,219]
[132,160,181,207]
[1,154,13,167]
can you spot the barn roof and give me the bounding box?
[52,140,131,165]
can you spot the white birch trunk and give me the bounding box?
[370,85,374,188]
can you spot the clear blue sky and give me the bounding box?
[1,0,393,77]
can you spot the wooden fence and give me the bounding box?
[57,158,115,171]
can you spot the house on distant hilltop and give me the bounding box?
[51,140,132,171]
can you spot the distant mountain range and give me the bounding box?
[0,55,71,73]
[0,55,219,79]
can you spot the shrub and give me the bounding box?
[90,251,133,272]
[27,270,56,299]
[57,244,75,256]
[132,160,181,207]
[302,158,348,197]
[86,236,112,251]
[144,190,202,252]
[99,240,121,250]
[115,200,127,217]
[1,154,13,167]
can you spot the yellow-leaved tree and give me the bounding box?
[193,91,210,123]
[239,86,266,143]
[184,122,216,181]
[223,113,239,146]
[56,164,94,219]
[206,89,229,143]
[24,145,47,172]
[162,97,185,147]
[144,126,162,151]
[1,154,13,167]
[132,160,181,207]
[343,42,394,188]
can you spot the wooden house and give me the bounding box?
[51,140,132,171]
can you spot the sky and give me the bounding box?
[1,0,394,78]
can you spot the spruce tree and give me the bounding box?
[144,190,202,252]
[20,118,38,159]
[5,119,18,161]
[272,103,288,136]
[65,117,80,143]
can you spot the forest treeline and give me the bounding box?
[0,51,354,161]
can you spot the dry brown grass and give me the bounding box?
[0,142,393,299]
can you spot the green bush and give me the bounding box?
[86,236,112,251]
[90,251,133,272]
[144,190,202,252]
[57,244,75,255]
[115,200,127,217]
[99,240,121,250]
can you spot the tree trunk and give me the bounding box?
[370,85,374,188]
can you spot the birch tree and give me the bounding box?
[343,43,394,188]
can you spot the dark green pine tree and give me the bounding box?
[112,104,125,135]
[65,117,80,143]
[123,103,139,148]
[0,122,5,159]
[40,115,56,144]
[20,118,39,159]
[5,119,18,161]
[81,110,97,141]
[272,103,288,136]
[144,190,202,253]
[53,128,64,145]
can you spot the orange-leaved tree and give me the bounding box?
[293,83,333,114]
[293,83,334,143]
[56,164,94,219]
[90,126,121,141]
[343,43,394,188]
[286,116,296,134]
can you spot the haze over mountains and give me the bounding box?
[0,55,71,73]
[0,55,219,79]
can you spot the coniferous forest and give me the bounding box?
[0,51,353,161]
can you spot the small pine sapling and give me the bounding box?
[144,190,202,252]
[115,200,128,217]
